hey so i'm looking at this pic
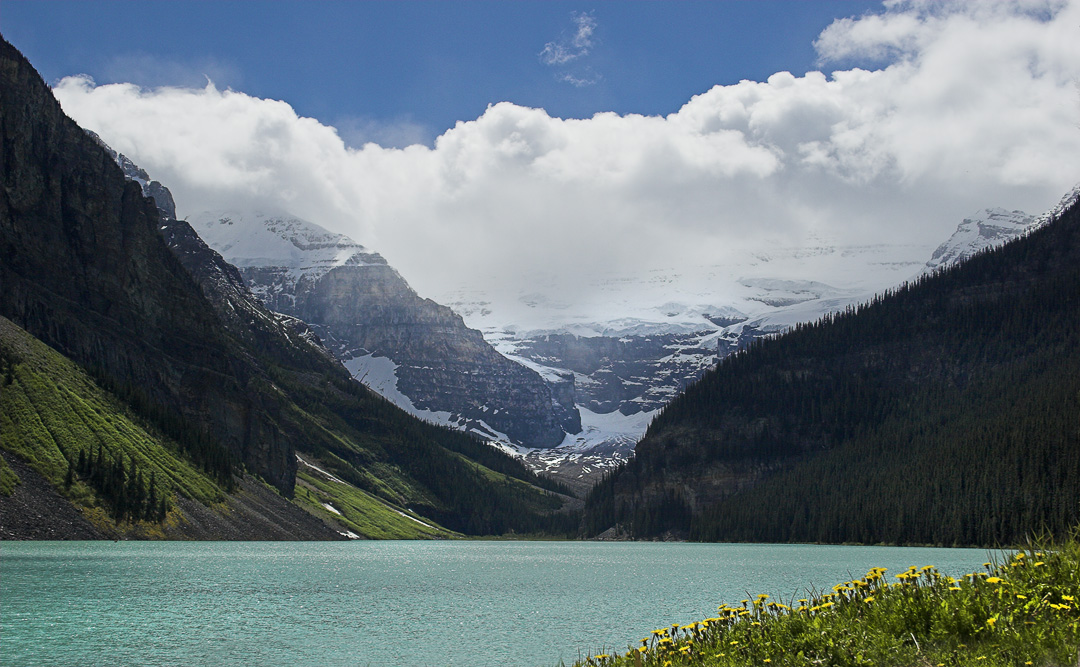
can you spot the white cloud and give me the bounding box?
[52,0,1080,324]
[539,12,597,65]
[540,12,601,87]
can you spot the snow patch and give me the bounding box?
[342,353,456,428]
[296,454,348,486]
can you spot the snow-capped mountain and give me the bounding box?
[432,194,1068,487]
[190,211,384,304]
[923,208,1034,272]
[188,210,573,449]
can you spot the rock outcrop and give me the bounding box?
[190,211,572,448]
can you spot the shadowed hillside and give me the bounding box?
[585,193,1080,546]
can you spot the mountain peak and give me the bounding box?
[924,207,1035,272]
[188,210,384,273]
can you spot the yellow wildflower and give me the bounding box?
[985,577,1004,584]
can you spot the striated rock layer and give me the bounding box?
[190,211,574,448]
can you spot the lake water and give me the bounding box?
[0,540,998,667]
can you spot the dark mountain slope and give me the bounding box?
[584,195,1080,546]
[0,37,290,489]
[0,36,571,538]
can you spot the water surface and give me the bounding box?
[0,540,998,667]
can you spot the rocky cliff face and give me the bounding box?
[0,38,304,493]
[503,332,728,416]
[190,211,572,448]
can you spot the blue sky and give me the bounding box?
[5,1,879,146]
[5,1,1080,322]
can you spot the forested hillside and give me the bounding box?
[584,194,1080,546]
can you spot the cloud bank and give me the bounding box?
[52,0,1080,313]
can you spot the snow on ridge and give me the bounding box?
[188,210,381,278]
[1033,182,1080,229]
[437,240,934,341]
[924,207,1035,272]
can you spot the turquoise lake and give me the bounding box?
[0,541,999,666]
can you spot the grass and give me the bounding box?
[572,530,1080,667]
[295,466,458,540]
[0,316,226,526]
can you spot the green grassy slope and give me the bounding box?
[0,315,222,533]
[262,365,576,536]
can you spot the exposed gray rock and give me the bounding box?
[190,211,570,448]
